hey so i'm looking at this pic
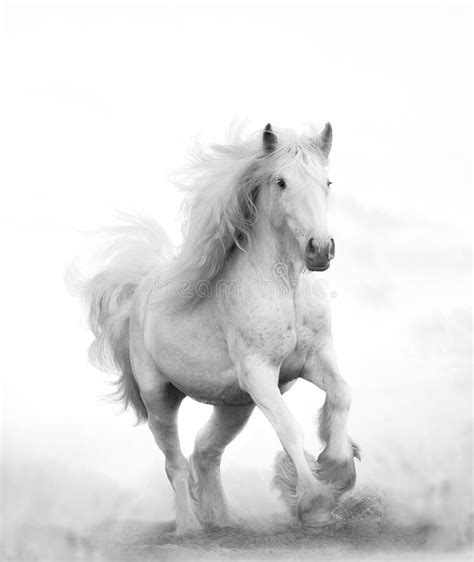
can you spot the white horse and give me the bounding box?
[75,123,359,534]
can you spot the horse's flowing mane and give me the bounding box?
[173,124,325,297]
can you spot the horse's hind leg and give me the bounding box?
[145,383,202,534]
[190,403,254,527]
[130,328,201,534]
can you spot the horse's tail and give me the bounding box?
[67,215,174,423]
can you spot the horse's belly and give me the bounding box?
[152,347,250,406]
[174,367,253,406]
[173,367,300,406]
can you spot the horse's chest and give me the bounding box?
[279,293,331,380]
[294,306,330,352]
[227,284,331,366]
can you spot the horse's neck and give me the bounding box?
[240,196,304,289]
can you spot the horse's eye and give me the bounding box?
[327,180,333,188]
[276,178,286,189]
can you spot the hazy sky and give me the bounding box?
[1,0,471,542]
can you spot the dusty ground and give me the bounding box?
[3,492,472,562]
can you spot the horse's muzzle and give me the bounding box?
[305,237,335,271]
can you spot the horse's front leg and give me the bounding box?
[302,340,360,495]
[239,360,336,526]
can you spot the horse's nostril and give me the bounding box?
[328,238,335,260]
[307,237,316,255]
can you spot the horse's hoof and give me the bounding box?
[301,511,334,528]
[204,513,238,531]
[174,518,203,535]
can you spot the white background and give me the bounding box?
[1,0,471,546]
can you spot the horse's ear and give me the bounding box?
[313,122,332,158]
[263,123,277,153]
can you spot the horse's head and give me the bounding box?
[260,123,334,271]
